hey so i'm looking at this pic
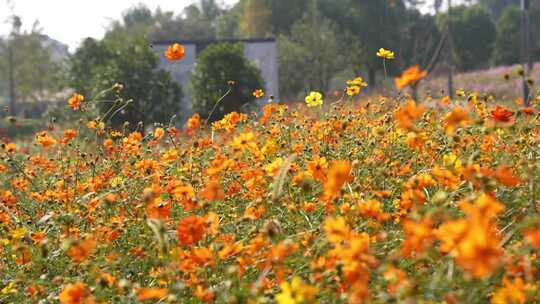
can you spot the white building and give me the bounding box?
[152,38,279,122]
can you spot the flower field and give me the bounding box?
[1,78,540,303]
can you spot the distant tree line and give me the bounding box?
[0,0,539,123]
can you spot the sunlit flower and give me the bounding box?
[305,91,323,107]
[59,282,94,304]
[177,215,206,246]
[490,105,514,123]
[164,43,185,61]
[346,77,368,87]
[136,287,168,301]
[36,131,56,148]
[395,65,427,89]
[4,142,16,153]
[68,93,85,110]
[376,48,395,60]
[443,107,469,134]
[253,89,265,99]
[346,85,361,96]
[276,276,318,304]
[232,132,258,152]
[323,160,353,200]
[395,100,425,130]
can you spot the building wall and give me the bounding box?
[153,40,279,123]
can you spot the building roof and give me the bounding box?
[151,37,276,46]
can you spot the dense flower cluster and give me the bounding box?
[1,86,540,303]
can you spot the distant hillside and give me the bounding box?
[419,63,540,101]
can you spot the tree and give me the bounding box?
[240,0,273,38]
[439,5,496,70]
[397,9,441,72]
[107,2,222,42]
[267,0,311,35]
[493,6,521,65]
[69,36,182,127]
[190,43,263,121]
[278,15,347,98]
[318,0,406,87]
[0,18,65,115]
[477,0,530,19]
[493,5,540,65]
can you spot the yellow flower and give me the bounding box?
[443,153,462,171]
[346,86,361,96]
[276,276,318,304]
[232,132,258,152]
[346,77,368,87]
[305,91,323,107]
[264,157,284,177]
[376,48,395,60]
[10,227,27,241]
[1,282,16,295]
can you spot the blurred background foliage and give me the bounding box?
[0,0,539,129]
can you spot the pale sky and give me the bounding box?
[0,0,238,51]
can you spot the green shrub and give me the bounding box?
[191,42,264,121]
[70,36,182,128]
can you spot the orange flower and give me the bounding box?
[36,131,56,148]
[524,224,540,249]
[164,43,185,61]
[177,215,206,246]
[323,160,353,200]
[491,277,531,304]
[358,199,389,221]
[4,142,16,153]
[187,113,201,131]
[395,65,427,89]
[200,180,225,201]
[146,197,171,220]
[253,89,265,99]
[244,205,265,220]
[443,107,469,134]
[194,285,215,302]
[136,287,168,301]
[522,107,535,115]
[307,156,328,182]
[153,127,165,140]
[68,93,85,110]
[490,105,513,123]
[395,100,426,130]
[435,193,504,278]
[63,129,78,142]
[68,237,97,263]
[59,282,94,304]
[401,217,433,257]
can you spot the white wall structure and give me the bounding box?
[152,38,279,123]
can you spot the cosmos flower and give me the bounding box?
[305,91,323,107]
[376,48,395,60]
[164,43,185,61]
[395,65,427,89]
[68,93,84,110]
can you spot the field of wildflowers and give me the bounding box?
[1,44,540,303]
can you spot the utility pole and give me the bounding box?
[5,5,20,116]
[447,0,454,98]
[521,0,532,107]
[7,38,16,115]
